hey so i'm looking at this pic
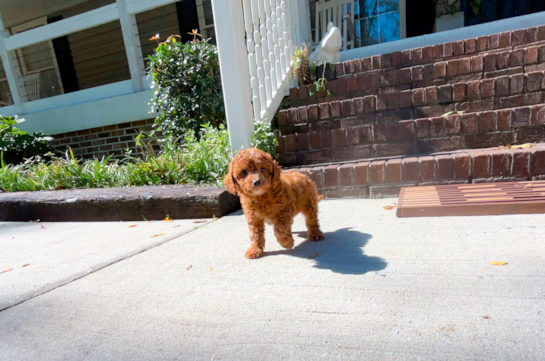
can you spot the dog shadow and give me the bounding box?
[266,227,387,275]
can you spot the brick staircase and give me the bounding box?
[276,25,545,198]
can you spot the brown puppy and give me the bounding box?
[224,148,324,259]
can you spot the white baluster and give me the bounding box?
[271,3,282,86]
[281,1,291,71]
[276,0,286,78]
[264,0,277,93]
[259,1,272,105]
[242,0,260,117]
[261,33,272,105]
[250,0,266,114]
[254,33,266,114]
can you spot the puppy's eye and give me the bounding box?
[261,168,265,173]
[241,170,247,177]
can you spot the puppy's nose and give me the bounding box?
[253,179,261,187]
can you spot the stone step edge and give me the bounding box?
[282,143,545,199]
[284,67,545,118]
[0,185,241,222]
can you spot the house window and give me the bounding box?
[309,0,406,48]
[196,0,215,44]
[11,17,64,102]
[355,0,405,46]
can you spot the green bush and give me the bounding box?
[0,123,231,193]
[250,117,279,159]
[148,36,224,137]
[0,116,55,165]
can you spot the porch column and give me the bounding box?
[0,11,25,114]
[211,0,254,152]
[117,0,145,92]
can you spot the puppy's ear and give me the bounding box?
[264,152,281,184]
[223,160,238,195]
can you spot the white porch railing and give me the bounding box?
[211,0,308,151]
[0,0,181,117]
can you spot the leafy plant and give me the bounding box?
[0,115,55,165]
[180,123,231,184]
[251,115,279,158]
[292,44,311,86]
[309,57,333,99]
[0,122,233,192]
[148,35,224,138]
[470,0,481,15]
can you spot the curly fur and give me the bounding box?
[224,148,324,259]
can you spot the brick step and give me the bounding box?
[290,27,545,107]
[280,71,545,139]
[289,46,545,109]
[284,143,545,199]
[276,104,545,166]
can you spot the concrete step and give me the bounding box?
[0,185,241,222]
[283,143,545,199]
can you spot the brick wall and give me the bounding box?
[277,103,545,165]
[49,119,157,160]
[278,25,545,167]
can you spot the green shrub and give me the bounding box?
[0,116,55,165]
[0,123,232,193]
[250,117,279,159]
[148,36,224,137]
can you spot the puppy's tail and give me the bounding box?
[317,195,324,202]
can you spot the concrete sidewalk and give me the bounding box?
[0,218,211,310]
[1,199,544,360]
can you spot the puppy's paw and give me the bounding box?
[307,229,325,241]
[277,236,294,250]
[245,246,264,259]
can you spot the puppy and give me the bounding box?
[224,148,324,259]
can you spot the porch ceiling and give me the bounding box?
[0,0,90,28]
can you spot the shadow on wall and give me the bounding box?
[267,228,387,275]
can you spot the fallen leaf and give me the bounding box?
[193,220,207,224]
[40,225,45,229]
[208,267,213,272]
[482,315,490,319]
[163,215,173,222]
[510,143,533,149]
[309,253,319,258]
[498,145,506,150]
[490,261,508,265]
[151,234,166,238]
[525,183,533,188]
[1,267,13,274]
[22,263,29,267]
[46,304,53,307]
[383,205,395,210]
[172,225,181,228]
[30,219,40,223]
[129,225,137,228]
[442,110,467,117]
[186,265,193,270]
